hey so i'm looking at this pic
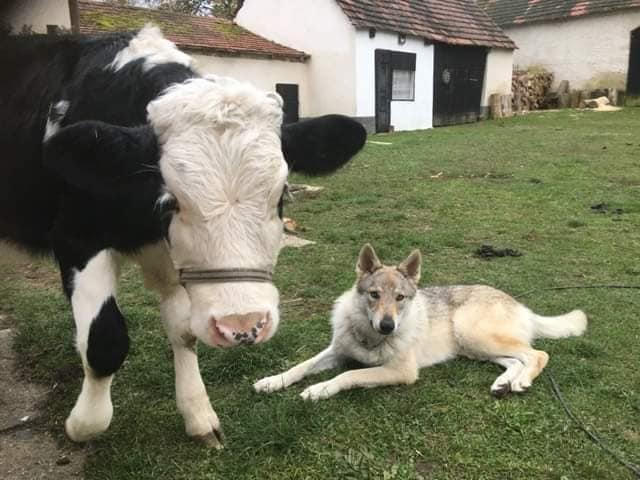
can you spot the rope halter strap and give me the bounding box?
[179,268,274,285]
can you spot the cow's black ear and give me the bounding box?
[43,121,160,195]
[281,114,366,175]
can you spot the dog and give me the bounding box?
[254,244,587,400]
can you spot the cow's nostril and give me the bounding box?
[212,312,272,346]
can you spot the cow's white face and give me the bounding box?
[147,77,288,348]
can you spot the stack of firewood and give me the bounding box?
[511,70,554,112]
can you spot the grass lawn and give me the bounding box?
[1,109,639,479]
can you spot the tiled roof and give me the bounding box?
[477,0,640,27]
[77,1,308,62]
[335,0,516,49]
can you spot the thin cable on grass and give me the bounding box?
[514,284,640,300]
[515,284,640,478]
[546,371,640,478]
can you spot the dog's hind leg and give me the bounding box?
[510,348,549,393]
[254,347,339,393]
[489,357,525,397]
[454,304,549,395]
[482,343,548,395]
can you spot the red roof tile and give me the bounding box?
[335,0,516,48]
[77,1,309,62]
[477,0,640,27]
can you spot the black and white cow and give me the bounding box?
[0,25,366,447]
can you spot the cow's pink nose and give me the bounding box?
[210,311,271,347]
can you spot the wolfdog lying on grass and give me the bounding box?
[255,244,587,400]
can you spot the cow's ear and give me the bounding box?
[43,121,160,195]
[281,114,366,175]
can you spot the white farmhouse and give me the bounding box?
[479,0,640,98]
[238,0,516,131]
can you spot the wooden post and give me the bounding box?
[501,94,513,118]
[569,90,581,108]
[490,93,502,119]
[68,0,80,34]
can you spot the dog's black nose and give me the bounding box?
[379,316,395,335]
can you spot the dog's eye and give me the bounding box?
[369,291,380,299]
[396,294,405,302]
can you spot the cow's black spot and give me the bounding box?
[87,296,129,377]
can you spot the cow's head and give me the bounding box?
[44,76,366,349]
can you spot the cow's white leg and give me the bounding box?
[64,250,126,442]
[136,243,223,448]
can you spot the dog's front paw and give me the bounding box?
[254,374,288,393]
[300,381,338,401]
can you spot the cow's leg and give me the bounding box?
[57,248,128,442]
[135,242,223,449]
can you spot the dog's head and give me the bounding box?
[355,244,421,335]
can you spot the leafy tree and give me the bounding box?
[106,0,244,18]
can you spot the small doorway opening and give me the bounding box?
[627,27,640,99]
[276,83,299,124]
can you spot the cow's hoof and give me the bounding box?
[193,428,225,450]
[182,397,224,449]
[65,406,112,443]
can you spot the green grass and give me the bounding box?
[1,109,640,479]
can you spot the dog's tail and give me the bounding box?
[531,309,588,339]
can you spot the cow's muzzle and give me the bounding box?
[210,312,272,347]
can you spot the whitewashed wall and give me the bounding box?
[4,0,70,34]
[191,53,310,117]
[237,0,356,116]
[355,30,434,131]
[481,48,514,112]
[504,10,640,90]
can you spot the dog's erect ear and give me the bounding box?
[398,249,422,284]
[357,244,382,276]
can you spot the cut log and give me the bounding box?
[569,90,581,108]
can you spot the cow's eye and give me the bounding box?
[163,195,179,214]
[369,291,380,299]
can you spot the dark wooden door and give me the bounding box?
[375,49,392,133]
[276,83,299,124]
[433,44,487,126]
[627,27,640,96]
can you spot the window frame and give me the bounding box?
[390,51,416,102]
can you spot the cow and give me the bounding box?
[0,25,366,448]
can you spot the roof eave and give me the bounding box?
[181,45,309,63]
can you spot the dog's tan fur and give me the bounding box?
[255,245,587,400]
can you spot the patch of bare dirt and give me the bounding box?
[0,245,86,479]
[0,314,85,480]
[0,243,60,290]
